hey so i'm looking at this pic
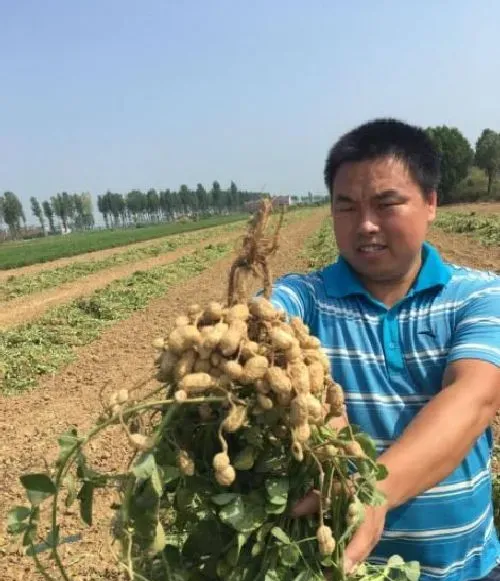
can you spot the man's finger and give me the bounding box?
[343,526,370,574]
[291,489,320,517]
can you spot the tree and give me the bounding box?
[475,129,500,196]
[80,192,94,229]
[195,183,210,214]
[126,190,147,223]
[426,126,473,204]
[159,189,173,220]
[2,191,25,237]
[97,194,111,228]
[211,181,223,213]
[229,181,240,211]
[30,196,46,234]
[42,200,56,233]
[0,195,5,231]
[146,189,160,221]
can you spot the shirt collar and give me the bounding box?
[320,241,452,300]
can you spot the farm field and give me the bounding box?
[0,213,249,270]
[0,203,499,581]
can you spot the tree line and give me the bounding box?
[96,181,260,228]
[1,126,500,239]
[0,181,273,239]
[426,126,500,204]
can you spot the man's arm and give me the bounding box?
[377,358,500,509]
[342,276,500,572]
[335,358,500,573]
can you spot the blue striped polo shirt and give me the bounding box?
[268,241,500,581]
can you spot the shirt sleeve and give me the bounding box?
[263,273,314,325]
[446,279,500,368]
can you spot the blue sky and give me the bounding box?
[1,0,499,221]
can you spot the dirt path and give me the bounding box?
[0,208,327,581]
[427,226,500,273]
[0,231,245,329]
[0,221,247,283]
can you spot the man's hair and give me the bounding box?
[324,118,441,199]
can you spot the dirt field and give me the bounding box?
[0,206,499,581]
[0,230,244,329]
[446,202,500,215]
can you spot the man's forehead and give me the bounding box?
[332,157,414,194]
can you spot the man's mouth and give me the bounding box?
[357,243,387,253]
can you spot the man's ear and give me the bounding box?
[427,190,438,222]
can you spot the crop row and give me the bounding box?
[0,242,232,394]
[0,214,248,270]
[433,210,500,246]
[0,220,246,302]
[0,209,313,302]
[303,216,338,270]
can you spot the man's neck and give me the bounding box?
[359,256,423,309]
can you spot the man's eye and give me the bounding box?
[336,205,354,212]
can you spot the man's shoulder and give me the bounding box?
[273,268,327,294]
[443,261,500,297]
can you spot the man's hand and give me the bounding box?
[342,504,388,574]
[291,490,388,574]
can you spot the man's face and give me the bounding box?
[331,156,437,285]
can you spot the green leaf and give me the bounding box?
[338,425,361,439]
[320,556,334,568]
[182,519,231,562]
[254,450,285,473]
[268,494,288,506]
[271,526,290,544]
[6,506,31,534]
[163,465,181,484]
[264,569,282,581]
[233,446,255,470]
[355,433,377,460]
[371,489,387,507]
[293,571,317,581]
[57,427,79,464]
[354,458,373,478]
[387,555,406,568]
[280,543,300,567]
[403,561,421,581]
[376,462,389,481]
[212,493,240,506]
[151,465,163,497]
[132,452,156,480]
[265,501,287,515]
[256,522,274,542]
[22,526,37,548]
[20,474,57,507]
[265,476,289,497]
[244,426,264,447]
[151,522,166,554]
[77,481,94,526]
[265,476,289,505]
[219,495,266,532]
[63,474,78,508]
[251,541,265,556]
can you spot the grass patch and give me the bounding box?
[0,214,247,270]
[302,215,338,270]
[0,242,231,393]
[433,210,500,246]
[0,221,244,301]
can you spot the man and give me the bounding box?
[268,119,500,581]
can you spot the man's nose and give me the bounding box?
[356,212,380,236]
